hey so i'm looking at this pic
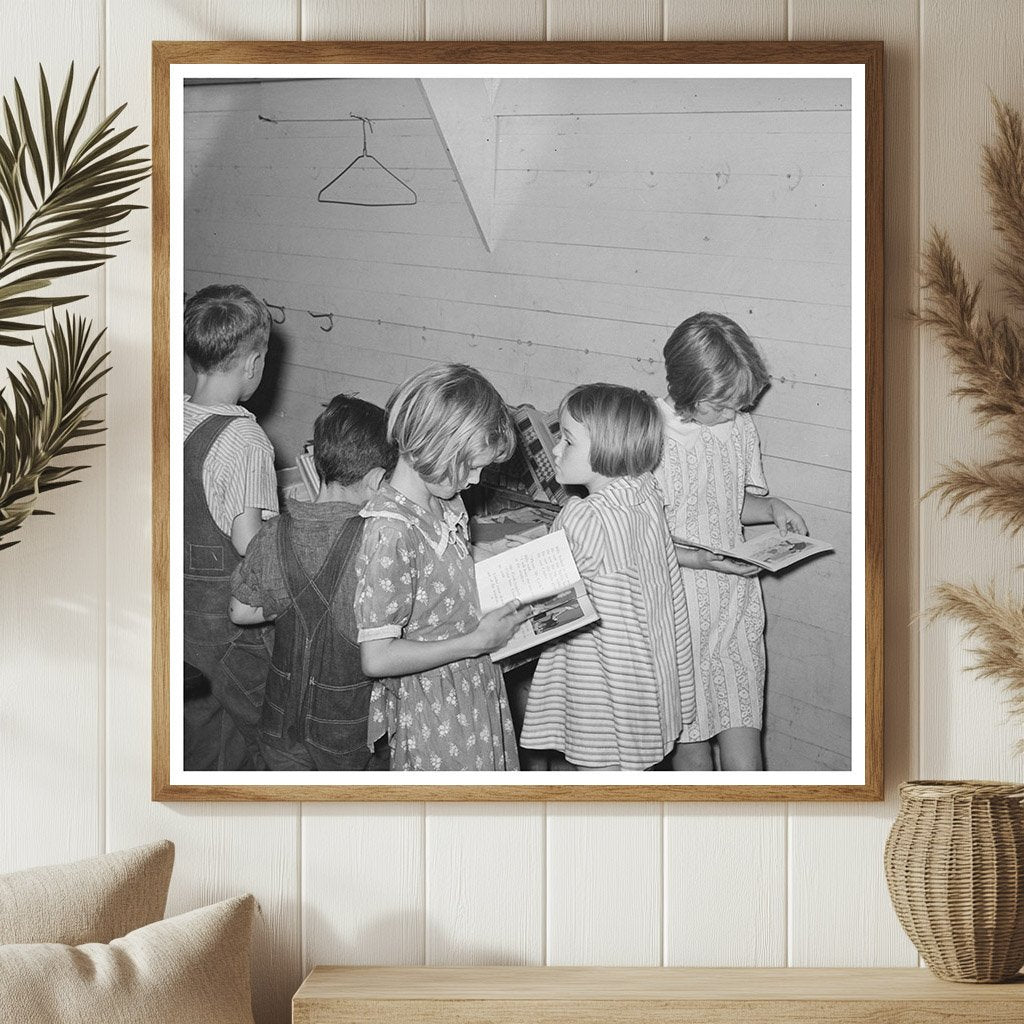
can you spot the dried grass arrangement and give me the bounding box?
[921,98,1024,737]
[0,66,148,550]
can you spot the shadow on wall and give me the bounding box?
[300,905,538,973]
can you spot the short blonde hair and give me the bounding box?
[561,383,663,477]
[386,364,516,487]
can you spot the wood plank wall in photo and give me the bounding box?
[3,3,1023,1022]
[182,74,852,772]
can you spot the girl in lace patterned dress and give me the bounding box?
[654,312,808,772]
[354,364,530,771]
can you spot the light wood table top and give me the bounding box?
[293,966,1024,1023]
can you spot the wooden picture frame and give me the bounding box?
[153,41,883,801]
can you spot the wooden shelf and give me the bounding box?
[293,966,1024,1023]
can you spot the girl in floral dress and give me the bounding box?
[354,364,529,771]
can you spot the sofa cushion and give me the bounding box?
[0,840,174,945]
[0,893,256,1024]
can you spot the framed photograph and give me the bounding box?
[153,41,883,801]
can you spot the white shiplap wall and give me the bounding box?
[4,3,1024,1023]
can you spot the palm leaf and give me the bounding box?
[0,64,149,346]
[0,313,110,548]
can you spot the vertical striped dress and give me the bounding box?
[519,474,696,770]
[654,401,768,741]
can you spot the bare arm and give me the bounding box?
[741,492,808,534]
[673,542,760,577]
[360,601,529,677]
[230,506,265,556]
[229,596,272,626]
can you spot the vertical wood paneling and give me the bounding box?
[302,0,425,39]
[425,0,545,40]
[547,804,661,964]
[664,805,786,966]
[425,804,544,964]
[547,0,662,40]
[664,0,786,39]
[0,0,106,876]
[918,0,1024,777]
[104,5,302,1023]
[657,7,789,969]
[303,805,426,968]
[787,0,920,967]
[9,4,1024,1017]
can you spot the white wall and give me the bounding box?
[183,73,851,770]
[3,4,1023,1024]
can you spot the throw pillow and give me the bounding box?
[0,839,174,945]
[0,893,256,1024]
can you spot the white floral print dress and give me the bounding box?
[353,484,519,771]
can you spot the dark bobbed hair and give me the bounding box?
[184,284,271,373]
[314,394,397,487]
[386,363,516,488]
[561,382,663,477]
[663,311,769,416]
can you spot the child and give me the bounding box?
[654,311,808,772]
[229,395,397,771]
[183,283,277,771]
[354,364,530,771]
[519,383,697,771]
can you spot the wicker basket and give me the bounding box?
[884,780,1024,982]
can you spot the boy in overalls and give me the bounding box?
[229,395,396,771]
[183,285,277,770]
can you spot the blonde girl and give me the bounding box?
[655,312,808,772]
[519,383,696,771]
[354,364,529,771]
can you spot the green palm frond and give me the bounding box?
[0,64,149,347]
[0,312,110,550]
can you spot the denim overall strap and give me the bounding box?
[260,514,357,741]
[261,514,377,769]
[183,414,241,645]
[182,413,269,771]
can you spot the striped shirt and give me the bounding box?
[183,398,278,536]
[520,474,696,770]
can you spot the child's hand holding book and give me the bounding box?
[473,531,600,660]
[472,600,532,655]
[673,541,762,576]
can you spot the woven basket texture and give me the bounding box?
[884,780,1024,982]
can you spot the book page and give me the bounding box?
[475,529,580,614]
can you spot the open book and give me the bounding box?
[474,530,599,661]
[673,531,834,573]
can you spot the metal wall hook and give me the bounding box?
[309,311,335,332]
[264,300,286,325]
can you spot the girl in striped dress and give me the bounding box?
[519,384,697,771]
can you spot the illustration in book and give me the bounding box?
[673,531,833,573]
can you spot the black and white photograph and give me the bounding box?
[157,45,881,799]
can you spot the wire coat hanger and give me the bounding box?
[316,114,417,207]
